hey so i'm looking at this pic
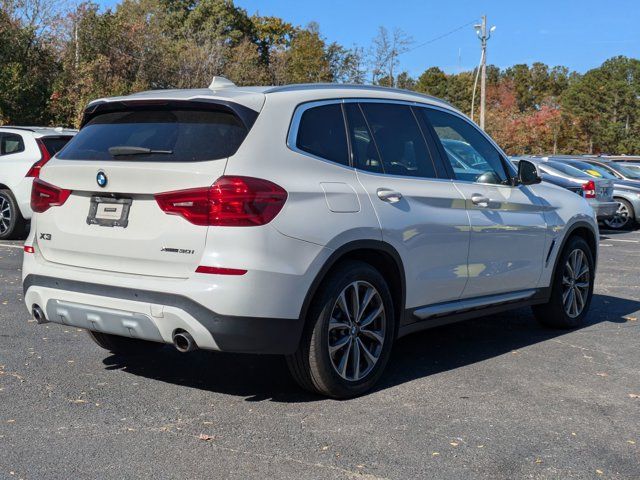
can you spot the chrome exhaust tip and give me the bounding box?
[172,330,197,353]
[32,305,49,324]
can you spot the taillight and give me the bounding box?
[31,178,72,213]
[155,176,287,227]
[582,180,596,199]
[25,139,52,178]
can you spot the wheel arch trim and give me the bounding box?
[550,220,598,284]
[298,239,406,332]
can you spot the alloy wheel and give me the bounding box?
[562,249,590,318]
[327,281,386,382]
[0,195,11,235]
[604,202,630,229]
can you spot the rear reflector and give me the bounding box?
[155,176,287,227]
[582,180,596,199]
[24,245,35,254]
[196,266,247,275]
[26,139,52,178]
[31,178,72,213]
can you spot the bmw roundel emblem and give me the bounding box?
[96,171,108,188]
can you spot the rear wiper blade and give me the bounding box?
[108,146,173,156]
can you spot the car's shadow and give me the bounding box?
[102,294,638,402]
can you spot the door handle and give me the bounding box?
[471,194,491,207]
[377,188,403,204]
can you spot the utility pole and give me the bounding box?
[473,16,495,130]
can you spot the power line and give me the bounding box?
[402,19,478,55]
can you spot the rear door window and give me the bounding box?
[0,133,25,155]
[57,109,248,162]
[357,102,437,178]
[295,103,349,166]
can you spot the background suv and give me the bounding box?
[0,127,76,239]
[578,157,640,230]
[23,80,598,398]
[513,156,617,223]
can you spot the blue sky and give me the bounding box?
[99,0,639,76]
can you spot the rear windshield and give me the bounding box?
[57,109,247,162]
[544,161,591,179]
[42,136,73,155]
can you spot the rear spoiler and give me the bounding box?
[81,99,259,130]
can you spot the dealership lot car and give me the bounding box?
[515,156,618,222]
[544,156,640,230]
[0,126,76,239]
[575,157,640,230]
[23,79,599,398]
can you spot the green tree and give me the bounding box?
[415,67,447,98]
[284,23,332,83]
[0,6,58,124]
[563,56,640,153]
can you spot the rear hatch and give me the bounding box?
[35,102,256,278]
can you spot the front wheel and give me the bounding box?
[287,261,396,398]
[533,236,594,328]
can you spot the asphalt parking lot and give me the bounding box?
[0,230,639,480]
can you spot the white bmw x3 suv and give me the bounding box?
[23,79,598,398]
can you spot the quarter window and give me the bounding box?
[296,103,349,166]
[0,133,25,155]
[421,108,510,185]
[358,103,437,178]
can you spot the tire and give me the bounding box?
[0,189,28,240]
[287,261,396,399]
[603,198,635,230]
[532,236,595,328]
[87,330,164,355]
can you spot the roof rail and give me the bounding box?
[208,76,236,90]
[263,83,455,108]
[0,126,36,132]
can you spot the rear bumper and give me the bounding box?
[590,201,618,220]
[23,275,304,354]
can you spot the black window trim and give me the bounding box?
[287,97,513,184]
[418,104,518,187]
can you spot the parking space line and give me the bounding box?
[605,238,639,243]
[0,244,24,249]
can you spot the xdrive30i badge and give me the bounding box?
[96,171,108,188]
[161,247,195,255]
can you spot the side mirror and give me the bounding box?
[518,160,542,185]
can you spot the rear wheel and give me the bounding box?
[533,236,594,328]
[603,198,635,230]
[87,331,164,355]
[287,261,395,398]
[0,190,27,240]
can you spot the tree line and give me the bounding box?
[1,0,639,155]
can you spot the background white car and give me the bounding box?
[0,126,76,239]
